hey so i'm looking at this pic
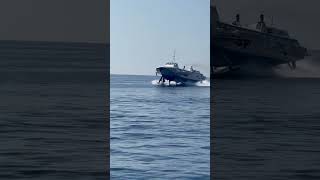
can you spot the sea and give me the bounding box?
[213,77,320,180]
[111,75,210,179]
[0,41,109,180]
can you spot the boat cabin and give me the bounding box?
[229,13,291,38]
[266,27,289,38]
[164,62,179,68]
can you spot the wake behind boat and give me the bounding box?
[156,52,206,85]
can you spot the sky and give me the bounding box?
[213,0,320,50]
[111,0,210,76]
[0,0,108,43]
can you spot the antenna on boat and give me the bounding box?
[173,49,176,62]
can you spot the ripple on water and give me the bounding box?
[111,75,210,179]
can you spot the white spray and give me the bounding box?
[151,78,210,87]
[273,52,320,78]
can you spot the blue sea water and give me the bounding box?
[213,78,320,180]
[111,75,210,179]
[0,41,108,179]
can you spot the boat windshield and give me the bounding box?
[164,62,179,68]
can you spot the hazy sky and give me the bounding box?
[111,0,210,76]
[0,0,108,43]
[214,0,320,49]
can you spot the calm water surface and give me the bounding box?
[213,78,320,180]
[0,41,108,179]
[111,75,210,179]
